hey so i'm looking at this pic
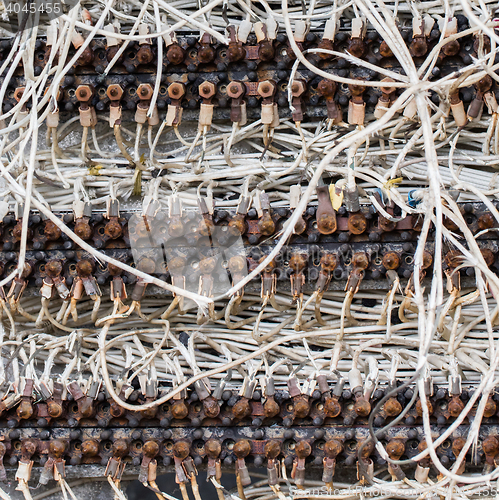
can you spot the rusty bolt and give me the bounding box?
[348,79,366,96]
[379,41,393,58]
[384,397,402,417]
[227,82,245,99]
[410,37,427,58]
[422,251,433,269]
[198,44,215,64]
[168,256,186,275]
[325,440,343,459]
[229,255,246,274]
[14,87,25,102]
[21,262,33,279]
[112,440,129,458]
[317,213,336,234]
[203,396,220,419]
[321,253,338,272]
[199,81,216,99]
[166,44,185,65]
[143,441,159,458]
[481,248,495,268]
[173,441,190,460]
[104,219,123,239]
[386,439,405,460]
[50,440,66,458]
[232,398,251,420]
[382,252,400,270]
[324,396,341,417]
[452,437,466,458]
[482,436,499,460]
[74,219,92,240]
[17,400,33,419]
[199,257,216,274]
[234,440,251,459]
[257,80,276,99]
[47,400,64,418]
[264,398,280,418]
[44,220,62,241]
[289,253,308,273]
[228,214,247,235]
[75,85,93,102]
[77,46,94,66]
[46,260,63,278]
[264,441,281,459]
[169,218,184,238]
[347,213,367,235]
[293,396,310,419]
[354,399,371,417]
[45,87,62,101]
[171,400,189,420]
[136,45,153,65]
[137,84,154,101]
[380,77,396,96]
[358,440,374,459]
[476,75,493,95]
[228,44,245,62]
[416,399,433,417]
[484,396,497,418]
[205,439,221,459]
[295,441,312,459]
[137,257,156,275]
[442,39,460,57]
[347,38,365,59]
[81,440,99,457]
[259,257,276,275]
[291,80,306,97]
[107,262,123,276]
[352,252,369,270]
[76,259,94,277]
[478,212,495,230]
[110,401,126,418]
[258,40,275,61]
[448,396,465,418]
[317,80,336,98]
[258,213,275,236]
[106,84,124,101]
[21,440,37,460]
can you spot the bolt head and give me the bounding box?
[167,82,186,99]
[106,84,124,101]
[137,83,153,100]
[75,85,93,102]
[291,80,306,97]
[14,87,25,102]
[257,80,276,98]
[198,81,216,99]
[227,81,245,99]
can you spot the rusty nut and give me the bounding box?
[14,87,25,102]
[44,87,61,101]
[227,81,245,99]
[75,85,93,102]
[291,80,306,97]
[380,77,396,96]
[168,82,186,99]
[107,84,124,101]
[137,84,153,100]
[199,81,216,99]
[257,80,276,99]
